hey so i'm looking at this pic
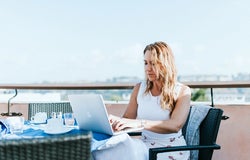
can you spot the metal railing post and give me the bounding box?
[211,88,214,107]
[1,89,22,116]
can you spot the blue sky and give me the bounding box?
[0,0,250,83]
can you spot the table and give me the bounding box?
[0,121,93,160]
[1,120,111,151]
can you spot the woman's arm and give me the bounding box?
[122,83,140,119]
[110,83,141,131]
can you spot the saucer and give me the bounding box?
[30,120,47,125]
[43,127,73,135]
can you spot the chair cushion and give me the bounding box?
[185,105,211,159]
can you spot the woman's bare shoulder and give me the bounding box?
[179,83,191,95]
[132,82,142,94]
[135,82,141,88]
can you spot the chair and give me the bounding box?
[28,102,73,120]
[0,131,92,160]
[129,106,223,160]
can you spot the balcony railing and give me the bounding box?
[1,81,250,106]
[1,81,250,89]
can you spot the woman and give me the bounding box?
[111,41,191,160]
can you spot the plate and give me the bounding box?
[44,127,73,135]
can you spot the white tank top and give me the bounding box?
[137,81,183,139]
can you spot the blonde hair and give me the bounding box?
[143,41,177,111]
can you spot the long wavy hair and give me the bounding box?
[143,41,177,111]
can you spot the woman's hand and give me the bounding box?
[109,114,139,131]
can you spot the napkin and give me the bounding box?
[91,132,111,151]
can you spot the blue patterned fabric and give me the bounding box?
[0,120,8,135]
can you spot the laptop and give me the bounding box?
[68,94,143,135]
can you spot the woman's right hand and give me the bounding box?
[109,114,140,131]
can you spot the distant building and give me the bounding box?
[178,74,232,82]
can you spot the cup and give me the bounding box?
[31,112,47,124]
[63,113,75,126]
[57,112,63,119]
[6,116,25,134]
[51,112,57,119]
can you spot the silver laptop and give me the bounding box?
[68,94,143,135]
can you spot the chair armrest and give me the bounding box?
[128,132,142,136]
[149,144,221,153]
[149,144,221,160]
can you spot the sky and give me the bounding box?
[0,0,250,83]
